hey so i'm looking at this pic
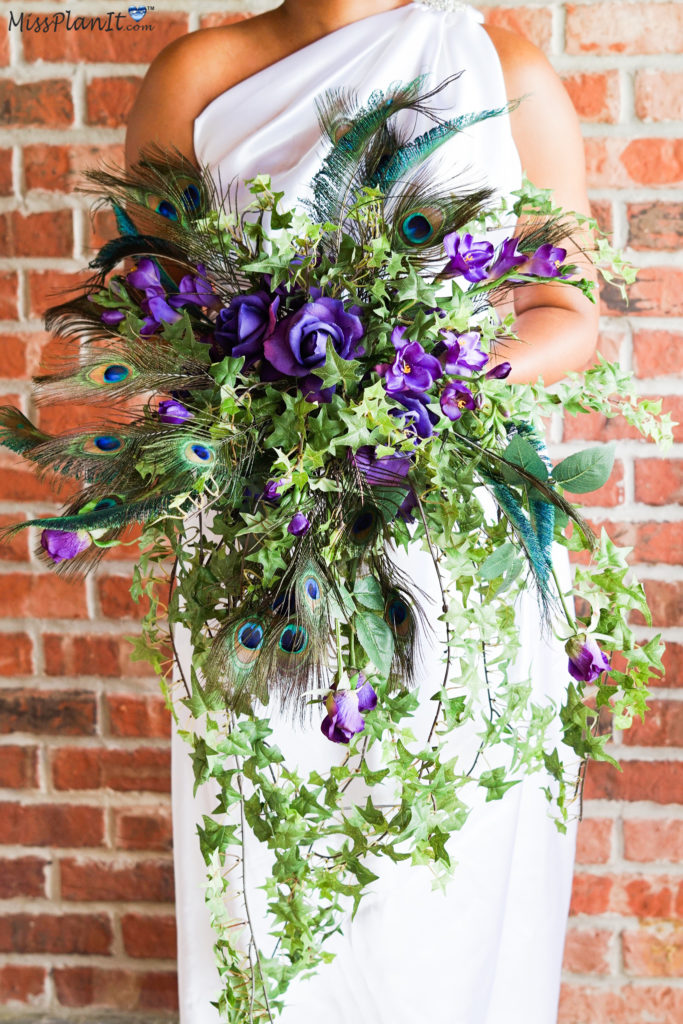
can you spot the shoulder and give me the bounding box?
[125,16,274,167]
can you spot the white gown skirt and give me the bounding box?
[172,536,578,1024]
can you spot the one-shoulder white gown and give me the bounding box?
[172,4,578,1022]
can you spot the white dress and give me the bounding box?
[172,4,579,1022]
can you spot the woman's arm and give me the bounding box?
[485,27,601,385]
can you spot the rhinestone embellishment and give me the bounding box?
[415,0,471,12]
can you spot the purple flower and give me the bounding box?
[350,445,412,487]
[566,636,611,683]
[398,487,418,522]
[440,381,476,421]
[519,243,568,279]
[264,297,363,378]
[300,374,335,404]
[263,478,285,502]
[383,326,442,394]
[126,258,164,296]
[214,291,280,365]
[158,399,192,425]
[390,391,437,440]
[486,361,512,380]
[40,529,91,564]
[442,331,489,376]
[101,309,125,326]
[487,237,527,279]
[167,265,219,310]
[443,232,495,283]
[287,512,310,536]
[321,673,377,744]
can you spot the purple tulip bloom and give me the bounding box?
[520,243,568,279]
[287,512,311,537]
[487,237,527,280]
[126,258,165,296]
[440,381,476,421]
[158,399,193,425]
[101,309,125,326]
[383,326,442,395]
[566,636,611,683]
[167,265,219,310]
[214,291,280,365]
[40,528,91,564]
[486,361,512,380]
[390,392,437,440]
[321,674,377,744]
[264,297,363,378]
[350,445,412,487]
[263,478,285,502]
[443,232,495,283]
[398,486,418,522]
[442,330,489,376]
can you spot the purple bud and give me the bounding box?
[158,399,193,425]
[485,361,512,380]
[101,309,125,326]
[287,512,310,537]
[566,636,611,683]
[40,529,91,564]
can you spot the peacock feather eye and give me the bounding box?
[83,434,123,455]
[302,574,322,614]
[183,441,215,467]
[385,595,411,638]
[87,363,134,387]
[93,496,120,511]
[155,199,178,220]
[350,507,377,545]
[400,211,436,246]
[333,121,354,144]
[271,592,296,616]
[181,184,201,211]
[235,621,264,664]
[278,624,308,655]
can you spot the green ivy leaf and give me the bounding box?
[355,611,394,678]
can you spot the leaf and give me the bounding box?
[354,575,385,611]
[478,767,520,802]
[480,542,517,581]
[316,337,363,392]
[552,443,616,494]
[355,611,394,678]
[502,435,549,481]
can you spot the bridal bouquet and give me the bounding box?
[0,77,672,1021]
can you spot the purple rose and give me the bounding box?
[442,330,489,376]
[566,636,611,683]
[158,399,193,425]
[321,673,377,744]
[214,291,280,365]
[389,392,437,440]
[101,309,125,326]
[264,296,363,378]
[383,326,442,395]
[287,512,310,536]
[40,529,91,564]
[443,232,495,283]
[440,381,476,421]
[350,445,412,487]
[486,361,512,380]
[487,237,527,280]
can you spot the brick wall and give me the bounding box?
[0,1,680,1020]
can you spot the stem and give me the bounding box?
[551,563,577,631]
[236,770,274,1024]
[168,556,192,700]
[335,619,343,679]
[414,493,451,746]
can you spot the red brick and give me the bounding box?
[624,820,683,862]
[633,328,683,377]
[635,70,683,122]
[569,873,613,916]
[559,982,683,1024]
[113,808,173,852]
[60,857,174,903]
[0,689,96,734]
[0,210,73,258]
[0,333,30,378]
[586,137,683,189]
[52,746,170,793]
[0,857,47,898]
[85,75,142,127]
[562,71,620,123]
[483,5,552,50]
[0,270,18,319]
[0,572,87,619]
[587,520,682,565]
[622,700,683,747]
[98,574,149,619]
[627,202,683,251]
[0,801,104,847]
[35,401,104,436]
[0,79,73,126]
[24,143,124,193]
[0,912,112,954]
[575,818,613,865]
[121,912,177,959]
[0,633,33,675]
[563,396,683,445]
[662,643,683,688]
[0,147,11,195]
[106,694,170,738]
[0,465,65,501]
[631,580,683,629]
[53,966,178,1011]
[619,875,683,919]
[43,632,153,679]
[623,925,683,976]
[635,460,683,506]
[0,516,29,562]
[566,3,683,55]
[602,266,683,316]
[0,745,38,788]
[562,928,613,974]
[26,269,91,320]
[0,965,46,1005]
[23,14,188,62]
[585,760,683,804]
[86,207,119,253]
[0,20,7,69]
[589,199,613,236]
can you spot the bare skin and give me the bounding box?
[126,0,599,385]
